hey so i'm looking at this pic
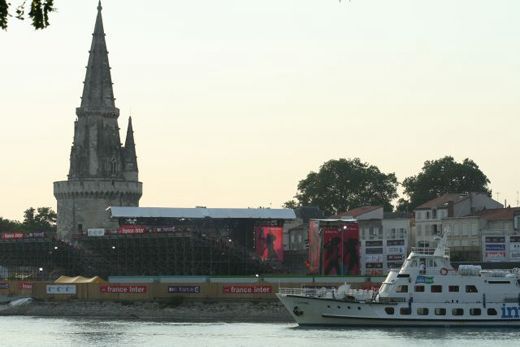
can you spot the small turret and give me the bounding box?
[122,116,139,181]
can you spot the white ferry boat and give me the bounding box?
[277,232,520,326]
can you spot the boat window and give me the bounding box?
[400,307,411,315]
[487,308,498,316]
[465,285,478,293]
[415,285,425,292]
[411,260,417,267]
[452,308,464,316]
[431,285,442,293]
[397,274,410,278]
[434,308,446,316]
[488,281,511,284]
[470,308,481,316]
[448,285,459,292]
[385,307,394,315]
[417,308,429,316]
[395,285,408,293]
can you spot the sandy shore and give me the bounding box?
[0,299,293,322]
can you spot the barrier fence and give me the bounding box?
[0,279,382,302]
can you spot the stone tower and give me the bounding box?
[54,2,142,240]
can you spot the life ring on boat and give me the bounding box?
[440,267,448,276]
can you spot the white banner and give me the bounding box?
[46,285,77,295]
[387,246,405,254]
[365,254,384,263]
[87,228,105,237]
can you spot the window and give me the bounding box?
[400,307,411,315]
[470,308,481,316]
[466,285,478,293]
[448,286,459,293]
[385,307,394,315]
[110,157,117,175]
[487,308,498,316]
[452,308,464,316]
[415,285,425,292]
[432,209,437,219]
[435,308,446,316]
[417,308,429,316]
[426,211,431,219]
[431,285,442,293]
[395,285,408,293]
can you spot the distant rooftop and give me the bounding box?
[333,206,381,218]
[108,207,296,220]
[477,207,520,221]
[415,193,470,210]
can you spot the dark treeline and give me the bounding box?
[0,207,56,233]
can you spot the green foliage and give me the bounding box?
[0,217,23,232]
[282,200,298,209]
[397,156,491,212]
[0,0,55,30]
[0,207,56,233]
[291,158,398,215]
[23,206,57,232]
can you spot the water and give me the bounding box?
[1,317,520,346]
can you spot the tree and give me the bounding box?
[0,217,23,232]
[282,200,298,209]
[23,206,57,232]
[0,0,55,30]
[397,156,491,212]
[289,158,398,215]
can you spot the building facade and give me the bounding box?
[53,3,142,240]
[338,207,410,275]
[412,192,502,249]
[442,207,520,261]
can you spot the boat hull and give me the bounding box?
[277,294,520,327]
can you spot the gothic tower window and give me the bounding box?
[111,157,117,175]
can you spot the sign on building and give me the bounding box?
[87,228,105,237]
[46,285,76,295]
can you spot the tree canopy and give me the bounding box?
[397,156,491,212]
[0,207,57,233]
[287,158,398,215]
[0,0,54,30]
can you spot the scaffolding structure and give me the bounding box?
[0,238,82,280]
[0,217,287,279]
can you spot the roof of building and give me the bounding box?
[477,207,520,221]
[108,207,296,220]
[333,206,382,218]
[415,193,471,210]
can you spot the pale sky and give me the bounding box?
[1,0,520,221]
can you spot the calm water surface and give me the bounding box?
[1,317,520,346]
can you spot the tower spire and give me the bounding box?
[79,1,116,112]
[123,116,139,180]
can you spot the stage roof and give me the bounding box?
[108,207,296,220]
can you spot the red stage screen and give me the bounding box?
[322,227,343,275]
[342,223,360,275]
[255,226,283,262]
[322,223,360,275]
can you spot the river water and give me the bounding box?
[1,317,520,346]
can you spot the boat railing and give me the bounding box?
[278,287,331,297]
[410,247,450,257]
